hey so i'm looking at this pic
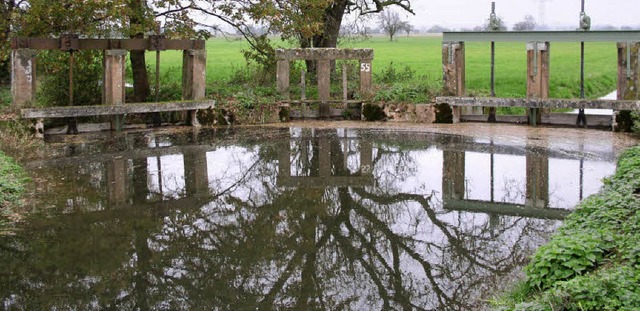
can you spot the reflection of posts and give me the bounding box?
[107,157,128,206]
[184,150,209,196]
[526,42,550,126]
[442,150,465,200]
[277,137,374,188]
[526,151,549,208]
[360,141,373,174]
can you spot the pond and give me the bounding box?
[0,125,624,310]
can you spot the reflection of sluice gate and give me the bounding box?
[442,147,576,220]
[277,134,374,188]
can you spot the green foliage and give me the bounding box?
[362,104,385,121]
[525,233,607,291]
[0,150,29,228]
[0,86,10,109]
[496,145,640,310]
[35,51,103,108]
[375,62,416,84]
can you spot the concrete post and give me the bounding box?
[317,59,331,118]
[442,150,466,200]
[442,42,465,123]
[526,42,550,126]
[103,50,127,130]
[11,49,37,107]
[360,58,373,94]
[277,60,290,99]
[183,49,206,126]
[615,42,639,132]
[526,151,549,208]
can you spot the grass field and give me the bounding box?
[146,36,619,100]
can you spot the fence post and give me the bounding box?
[442,42,465,123]
[11,49,37,107]
[104,49,127,130]
[526,42,550,126]
[615,42,639,132]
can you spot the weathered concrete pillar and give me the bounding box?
[360,58,373,94]
[103,50,127,105]
[526,150,549,208]
[184,150,209,196]
[11,49,37,107]
[277,60,290,99]
[103,50,127,130]
[107,157,128,206]
[442,42,465,123]
[442,150,466,200]
[183,49,206,126]
[317,59,331,118]
[615,42,639,132]
[526,42,550,126]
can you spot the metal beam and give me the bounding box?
[435,96,640,110]
[443,31,640,43]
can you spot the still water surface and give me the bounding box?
[0,127,619,310]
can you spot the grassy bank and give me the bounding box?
[0,150,29,231]
[494,146,640,310]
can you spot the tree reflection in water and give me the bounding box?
[1,127,612,310]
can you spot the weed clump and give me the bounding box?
[494,146,640,310]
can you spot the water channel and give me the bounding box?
[0,125,630,310]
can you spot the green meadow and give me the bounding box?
[146,36,618,100]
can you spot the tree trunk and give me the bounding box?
[128,0,150,102]
[130,48,150,102]
[303,0,348,77]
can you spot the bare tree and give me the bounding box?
[513,15,536,31]
[378,9,406,41]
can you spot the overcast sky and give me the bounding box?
[403,0,640,30]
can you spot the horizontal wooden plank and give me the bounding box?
[12,38,205,51]
[21,100,215,118]
[436,97,640,110]
[276,48,374,61]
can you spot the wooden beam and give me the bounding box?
[435,97,640,110]
[275,48,374,61]
[21,100,215,119]
[11,38,205,51]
